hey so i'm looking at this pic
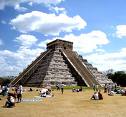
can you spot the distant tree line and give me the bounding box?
[107,71,126,87]
[0,77,12,86]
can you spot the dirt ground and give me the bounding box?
[0,88,126,117]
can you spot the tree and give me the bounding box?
[0,77,12,86]
[108,71,126,86]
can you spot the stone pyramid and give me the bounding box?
[10,39,112,87]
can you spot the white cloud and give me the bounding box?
[15,34,38,48]
[27,0,64,5]
[0,57,19,76]
[38,38,54,48]
[38,31,126,72]
[116,25,126,38]
[85,48,126,71]
[0,47,44,76]
[49,6,66,14]
[28,2,33,6]
[0,35,44,76]
[38,30,109,54]
[0,0,21,10]
[0,30,111,76]
[10,11,86,35]
[0,31,126,76]
[0,0,64,10]
[14,4,28,12]
[61,30,109,53]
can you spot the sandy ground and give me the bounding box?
[0,88,126,117]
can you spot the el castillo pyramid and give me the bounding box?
[10,39,112,87]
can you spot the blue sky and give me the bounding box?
[0,0,126,76]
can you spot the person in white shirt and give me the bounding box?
[17,85,23,102]
[91,92,99,100]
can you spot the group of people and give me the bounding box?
[4,84,23,108]
[104,83,117,95]
[103,83,126,96]
[91,83,126,100]
[2,82,126,108]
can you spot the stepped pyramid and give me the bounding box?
[11,39,112,87]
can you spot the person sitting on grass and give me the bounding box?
[108,90,115,96]
[5,95,15,108]
[98,91,103,100]
[91,92,99,100]
[40,87,53,97]
[91,91,103,100]
[121,89,126,96]
[72,86,83,92]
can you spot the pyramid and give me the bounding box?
[10,39,112,87]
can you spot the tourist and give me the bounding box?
[93,84,96,91]
[108,90,115,96]
[72,86,83,92]
[107,83,112,94]
[40,88,48,97]
[1,85,7,96]
[40,87,53,97]
[56,84,60,90]
[29,88,33,91]
[104,84,108,93]
[91,92,99,100]
[79,86,83,92]
[16,84,23,102]
[95,84,99,92]
[5,95,15,108]
[0,86,2,95]
[91,91,103,100]
[121,88,126,96]
[60,84,64,94]
[98,91,103,100]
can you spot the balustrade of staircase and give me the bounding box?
[61,49,99,87]
[11,50,51,86]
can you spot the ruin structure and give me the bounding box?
[10,39,112,87]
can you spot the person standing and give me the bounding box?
[104,84,108,93]
[60,84,64,94]
[56,84,60,90]
[17,85,23,102]
[95,84,99,92]
[93,84,96,91]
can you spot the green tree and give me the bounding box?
[0,77,12,86]
[108,71,126,86]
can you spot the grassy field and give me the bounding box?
[0,87,126,117]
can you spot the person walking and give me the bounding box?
[60,84,64,94]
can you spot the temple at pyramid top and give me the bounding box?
[47,39,73,50]
[10,39,113,87]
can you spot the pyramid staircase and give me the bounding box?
[61,49,99,87]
